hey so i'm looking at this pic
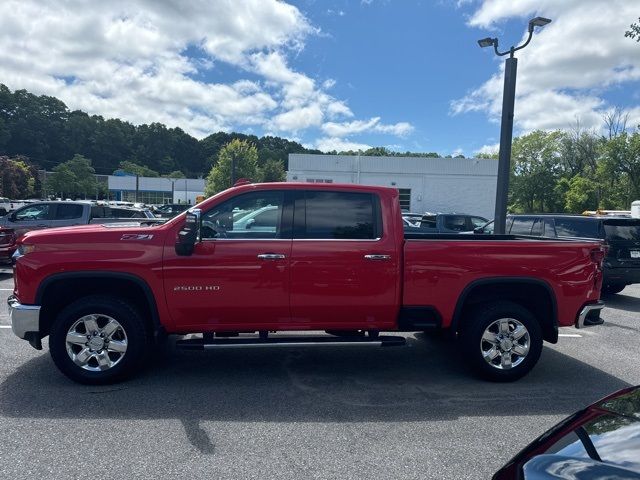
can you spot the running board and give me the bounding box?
[175,335,406,350]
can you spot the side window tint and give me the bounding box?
[554,219,599,238]
[530,219,543,236]
[55,204,84,220]
[15,204,51,221]
[303,191,376,239]
[420,215,437,229]
[443,215,468,232]
[510,218,534,235]
[201,191,284,239]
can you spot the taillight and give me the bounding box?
[590,248,605,265]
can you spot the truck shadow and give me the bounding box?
[0,336,630,454]
[603,293,640,313]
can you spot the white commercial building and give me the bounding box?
[287,154,499,218]
[107,176,205,205]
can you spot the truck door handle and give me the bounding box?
[364,254,391,261]
[37,224,47,228]
[257,253,286,260]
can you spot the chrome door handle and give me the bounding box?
[37,224,47,228]
[257,253,286,260]
[364,254,391,261]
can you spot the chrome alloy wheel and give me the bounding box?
[480,318,530,370]
[65,314,128,371]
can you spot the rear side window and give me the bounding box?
[553,218,600,239]
[443,215,468,232]
[55,204,84,220]
[510,217,535,235]
[302,191,378,239]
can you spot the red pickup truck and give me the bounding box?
[8,183,605,384]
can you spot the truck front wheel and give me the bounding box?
[460,301,542,382]
[49,295,150,384]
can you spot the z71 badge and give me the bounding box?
[120,234,154,241]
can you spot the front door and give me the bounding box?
[163,190,292,331]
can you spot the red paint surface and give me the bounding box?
[13,183,602,333]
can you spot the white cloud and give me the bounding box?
[0,0,409,141]
[453,0,640,134]
[322,117,414,137]
[314,137,372,152]
[475,143,500,155]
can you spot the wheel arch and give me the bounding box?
[451,277,558,343]
[36,271,161,338]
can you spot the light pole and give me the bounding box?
[478,16,551,234]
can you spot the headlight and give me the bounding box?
[15,244,36,258]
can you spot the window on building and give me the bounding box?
[305,179,333,183]
[397,188,411,211]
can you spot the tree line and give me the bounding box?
[1,83,638,212]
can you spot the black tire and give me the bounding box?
[602,284,625,295]
[49,295,150,385]
[460,301,543,382]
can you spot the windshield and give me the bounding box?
[604,222,640,241]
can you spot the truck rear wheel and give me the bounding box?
[460,301,542,382]
[49,295,149,384]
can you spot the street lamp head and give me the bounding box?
[478,37,496,48]
[528,16,551,32]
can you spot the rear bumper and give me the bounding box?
[603,266,640,286]
[575,301,605,329]
[7,295,41,340]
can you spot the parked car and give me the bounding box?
[404,212,489,233]
[152,203,190,218]
[0,227,17,264]
[493,385,640,480]
[0,197,11,215]
[8,183,605,384]
[0,201,160,240]
[475,214,640,295]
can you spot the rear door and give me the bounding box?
[49,203,86,228]
[289,189,399,330]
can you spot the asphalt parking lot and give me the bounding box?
[1,272,639,480]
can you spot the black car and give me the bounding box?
[475,215,640,295]
[493,385,640,479]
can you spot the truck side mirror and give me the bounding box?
[175,209,201,256]
[473,226,484,234]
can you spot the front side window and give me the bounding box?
[470,216,489,228]
[302,191,377,239]
[14,204,51,221]
[201,191,284,239]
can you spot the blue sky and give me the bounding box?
[0,0,638,156]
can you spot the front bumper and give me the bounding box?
[7,295,41,347]
[575,301,605,329]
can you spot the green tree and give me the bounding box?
[117,160,159,177]
[205,139,260,195]
[49,154,101,198]
[260,159,286,182]
[563,176,599,213]
[598,131,640,207]
[162,170,186,179]
[0,156,36,198]
[625,17,640,42]
[510,130,565,212]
